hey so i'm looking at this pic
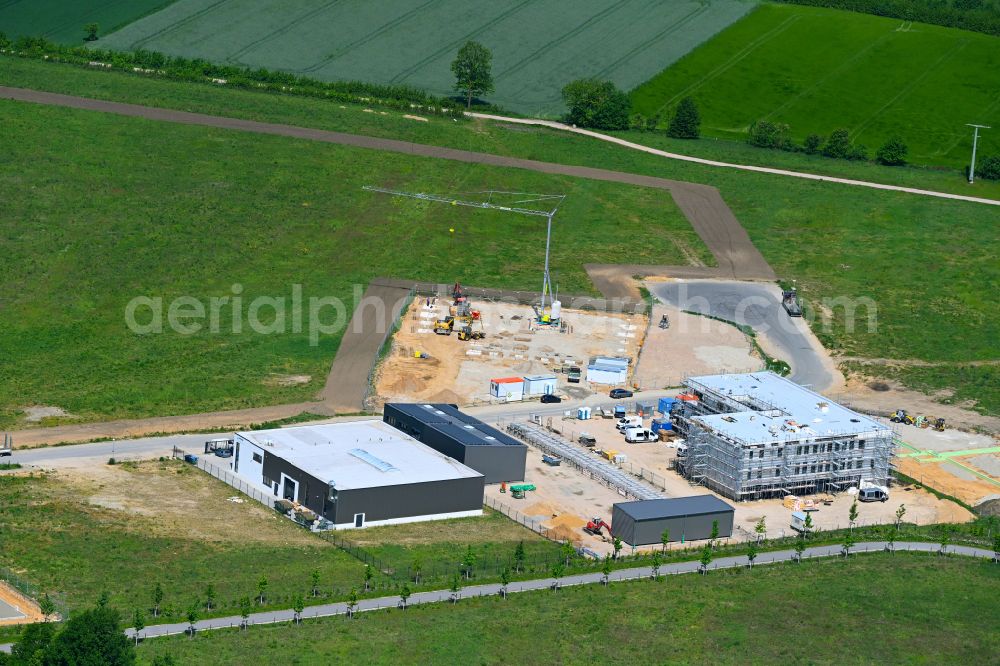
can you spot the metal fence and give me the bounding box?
[172,447,275,508]
[484,496,552,540]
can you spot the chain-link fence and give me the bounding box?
[172,447,275,508]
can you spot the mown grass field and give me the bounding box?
[632,3,1000,169]
[0,463,559,626]
[2,57,998,416]
[136,554,1000,665]
[0,95,708,428]
[0,0,177,44]
[94,0,754,115]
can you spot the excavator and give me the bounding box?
[583,517,612,537]
[890,409,916,426]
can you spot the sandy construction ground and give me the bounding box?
[633,303,760,390]
[375,300,645,407]
[0,581,45,625]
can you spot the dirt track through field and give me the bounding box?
[0,85,774,426]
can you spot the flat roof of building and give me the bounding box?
[686,372,890,445]
[491,377,524,384]
[235,420,482,491]
[615,495,734,521]
[385,403,526,448]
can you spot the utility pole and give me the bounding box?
[362,186,565,311]
[966,124,990,184]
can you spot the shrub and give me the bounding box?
[822,128,852,159]
[875,136,908,166]
[666,97,701,139]
[747,119,792,150]
[977,155,1000,180]
[802,133,824,154]
[561,78,630,130]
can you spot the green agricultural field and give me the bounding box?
[632,3,1000,169]
[0,462,559,622]
[94,0,755,115]
[0,0,177,44]
[0,96,708,427]
[136,554,1000,664]
[1,57,997,417]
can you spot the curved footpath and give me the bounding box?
[6,541,987,651]
[469,113,1000,208]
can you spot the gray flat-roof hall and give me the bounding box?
[383,403,527,483]
[672,372,894,501]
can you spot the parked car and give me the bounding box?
[616,416,643,432]
[624,427,655,443]
[578,434,597,447]
[540,394,562,404]
[609,388,633,399]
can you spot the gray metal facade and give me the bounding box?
[383,403,527,483]
[611,496,734,546]
[261,450,483,525]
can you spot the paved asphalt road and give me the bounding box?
[648,280,834,391]
[1,542,989,652]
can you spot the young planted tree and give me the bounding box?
[185,605,199,639]
[347,589,359,618]
[601,554,613,586]
[612,537,623,560]
[39,594,56,622]
[660,529,670,552]
[257,575,268,605]
[84,23,99,42]
[794,535,806,562]
[886,526,896,554]
[412,557,423,584]
[666,97,701,139]
[699,544,713,574]
[449,573,462,603]
[132,609,145,646]
[848,499,859,531]
[204,583,215,611]
[754,517,767,543]
[363,564,374,591]
[746,540,758,569]
[803,512,814,536]
[152,583,164,618]
[499,567,510,599]
[461,546,478,580]
[876,136,908,166]
[310,569,321,598]
[993,533,1000,562]
[550,562,565,590]
[451,41,494,109]
[842,531,855,557]
[561,78,630,130]
[710,520,720,546]
[239,596,252,631]
[399,584,412,610]
[939,527,951,555]
[560,540,576,566]
[651,550,663,580]
[895,504,907,529]
[513,541,526,574]
[292,595,304,625]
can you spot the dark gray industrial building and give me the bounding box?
[383,403,527,483]
[611,495,734,546]
[232,420,484,529]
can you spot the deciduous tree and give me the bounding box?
[561,78,630,130]
[451,41,494,109]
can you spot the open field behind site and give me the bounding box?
[632,4,1000,169]
[0,97,706,428]
[137,554,1000,664]
[0,0,177,44]
[95,0,753,115]
[0,461,558,617]
[1,58,998,417]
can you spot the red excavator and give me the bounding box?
[584,517,612,537]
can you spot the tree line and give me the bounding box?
[773,0,1000,38]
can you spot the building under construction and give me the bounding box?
[673,372,894,501]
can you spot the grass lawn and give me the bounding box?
[0,462,559,621]
[0,0,178,44]
[631,3,1000,170]
[2,56,998,417]
[93,0,753,116]
[0,97,706,428]
[135,553,1000,664]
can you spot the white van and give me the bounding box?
[616,416,642,432]
[858,487,888,503]
[624,427,655,443]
